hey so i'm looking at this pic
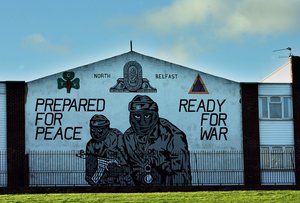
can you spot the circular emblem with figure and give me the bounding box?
[123,61,143,92]
[143,174,153,184]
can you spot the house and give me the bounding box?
[0,51,299,190]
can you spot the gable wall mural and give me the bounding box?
[25,52,243,186]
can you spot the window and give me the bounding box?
[259,96,292,119]
[271,147,283,169]
[260,146,295,170]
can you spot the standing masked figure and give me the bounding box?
[85,114,132,186]
[123,95,191,186]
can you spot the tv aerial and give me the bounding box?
[273,47,292,58]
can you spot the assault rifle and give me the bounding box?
[76,150,120,184]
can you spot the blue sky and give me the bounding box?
[1,0,300,82]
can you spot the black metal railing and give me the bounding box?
[29,151,86,186]
[1,150,296,187]
[190,151,244,186]
[0,151,7,187]
[27,150,245,186]
[260,148,296,185]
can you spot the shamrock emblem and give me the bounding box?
[57,71,80,93]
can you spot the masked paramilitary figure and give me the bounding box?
[85,114,133,186]
[123,95,191,186]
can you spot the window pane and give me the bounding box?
[270,103,282,118]
[285,147,295,169]
[270,97,281,102]
[284,97,292,118]
[271,147,283,169]
[259,97,268,118]
[260,147,270,169]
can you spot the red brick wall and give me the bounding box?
[6,81,27,188]
[241,83,261,187]
[291,56,300,188]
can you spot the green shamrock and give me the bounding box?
[57,71,80,93]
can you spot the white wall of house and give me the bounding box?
[25,52,244,185]
[258,84,294,145]
[26,52,243,152]
[258,83,295,185]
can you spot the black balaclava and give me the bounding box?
[128,95,159,143]
[89,114,110,142]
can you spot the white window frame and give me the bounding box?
[260,146,295,170]
[259,96,293,120]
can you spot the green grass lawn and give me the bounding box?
[0,191,299,203]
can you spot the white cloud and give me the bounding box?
[154,36,213,68]
[18,64,25,70]
[219,0,300,38]
[157,41,191,63]
[25,33,47,44]
[142,0,222,33]
[24,33,68,54]
[141,0,300,38]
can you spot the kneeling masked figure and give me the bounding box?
[84,114,133,186]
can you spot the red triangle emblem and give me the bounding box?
[189,74,208,94]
